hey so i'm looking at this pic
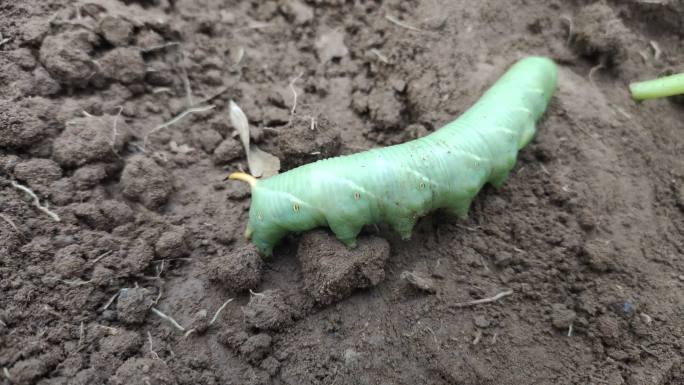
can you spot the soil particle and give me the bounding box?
[260,356,280,376]
[367,89,403,130]
[473,315,491,329]
[144,60,175,87]
[69,200,134,231]
[30,66,62,97]
[272,111,342,171]
[52,115,131,167]
[596,315,622,345]
[194,128,223,154]
[239,333,273,364]
[400,270,437,294]
[99,47,146,84]
[315,29,349,63]
[120,155,173,209]
[53,244,86,278]
[580,239,617,272]
[111,357,177,385]
[154,226,188,259]
[0,101,47,149]
[281,0,314,25]
[122,235,156,274]
[213,138,243,165]
[98,16,134,47]
[72,164,107,190]
[297,230,390,305]
[116,287,155,324]
[572,3,635,67]
[206,246,263,292]
[99,330,143,359]
[551,303,577,330]
[19,16,50,46]
[243,289,296,331]
[39,29,99,87]
[12,158,63,191]
[8,357,50,385]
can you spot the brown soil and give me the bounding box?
[2,0,684,384]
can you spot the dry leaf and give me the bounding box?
[229,100,281,178]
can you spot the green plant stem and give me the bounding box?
[629,72,684,101]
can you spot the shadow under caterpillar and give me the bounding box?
[230,56,558,255]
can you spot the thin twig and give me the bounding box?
[151,307,186,331]
[370,48,389,64]
[0,213,19,233]
[385,14,424,32]
[649,40,662,61]
[91,250,113,265]
[143,105,215,149]
[0,32,11,48]
[10,181,61,222]
[452,289,514,308]
[78,321,84,348]
[179,51,194,107]
[3,367,10,381]
[588,63,604,87]
[101,291,120,311]
[147,331,164,362]
[559,15,573,46]
[249,289,265,297]
[209,298,234,325]
[110,106,123,158]
[289,71,304,124]
[137,41,180,53]
[567,323,573,337]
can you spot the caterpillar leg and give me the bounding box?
[328,221,362,248]
[445,199,472,219]
[489,170,511,190]
[389,216,416,240]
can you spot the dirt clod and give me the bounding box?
[207,246,264,292]
[154,226,188,259]
[572,3,635,66]
[39,29,99,87]
[273,111,342,171]
[213,138,244,165]
[297,230,390,305]
[0,101,46,149]
[111,357,176,385]
[52,115,131,167]
[243,290,295,331]
[239,333,272,363]
[13,158,63,191]
[551,303,577,330]
[401,270,437,293]
[99,47,146,84]
[99,16,134,47]
[120,155,173,209]
[116,287,155,324]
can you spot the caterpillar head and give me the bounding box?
[228,172,287,256]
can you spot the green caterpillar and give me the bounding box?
[230,56,558,256]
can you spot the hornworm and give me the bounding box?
[230,56,558,255]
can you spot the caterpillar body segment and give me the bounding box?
[233,56,558,255]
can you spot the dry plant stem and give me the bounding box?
[209,298,234,325]
[147,331,164,362]
[179,51,194,107]
[10,181,61,222]
[588,63,605,87]
[370,48,389,63]
[138,41,180,53]
[649,40,662,61]
[559,15,573,46]
[0,213,19,233]
[2,367,10,381]
[385,14,424,32]
[452,289,514,308]
[111,106,123,158]
[151,307,186,331]
[101,291,120,311]
[143,105,215,149]
[289,71,304,124]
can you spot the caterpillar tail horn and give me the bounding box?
[226,172,256,240]
[227,172,257,187]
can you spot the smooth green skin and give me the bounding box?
[629,72,684,101]
[242,56,558,255]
